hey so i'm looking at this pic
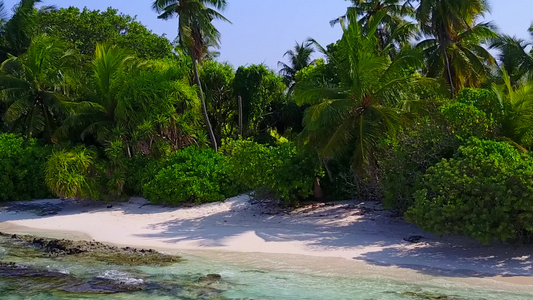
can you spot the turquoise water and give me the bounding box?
[0,238,531,299]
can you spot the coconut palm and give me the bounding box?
[332,0,417,57]
[0,0,46,62]
[152,0,230,152]
[295,10,427,176]
[0,1,5,23]
[418,21,497,94]
[278,41,315,92]
[493,68,533,148]
[0,35,74,142]
[491,32,533,85]
[415,0,496,95]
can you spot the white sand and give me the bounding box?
[0,195,532,290]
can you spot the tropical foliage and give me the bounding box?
[37,7,174,59]
[0,0,43,61]
[407,138,533,243]
[45,146,102,200]
[3,0,533,244]
[152,0,231,152]
[278,41,315,91]
[234,64,286,139]
[333,0,418,58]
[415,0,497,95]
[295,10,425,177]
[222,139,321,205]
[0,35,74,142]
[143,146,240,204]
[0,133,51,201]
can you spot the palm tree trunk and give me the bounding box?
[443,46,455,97]
[438,28,455,96]
[192,54,218,152]
[238,95,243,137]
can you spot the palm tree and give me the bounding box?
[278,41,315,92]
[332,0,417,57]
[0,0,47,62]
[418,21,497,94]
[0,35,74,142]
[415,0,496,95]
[152,0,230,152]
[0,1,5,23]
[295,10,427,177]
[56,43,136,143]
[57,44,200,155]
[491,32,533,85]
[493,68,533,148]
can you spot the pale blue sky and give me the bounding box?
[3,0,532,69]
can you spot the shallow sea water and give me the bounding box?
[0,237,531,300]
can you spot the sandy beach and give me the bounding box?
[0,195,532,291]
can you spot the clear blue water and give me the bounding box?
[0,237,531,299]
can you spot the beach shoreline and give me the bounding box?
[0,195,532,291]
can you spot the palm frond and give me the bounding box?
[294,87,347,106]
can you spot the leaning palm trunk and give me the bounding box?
[192,53,218,152]
[151,0,231,151]
[438,29,455,96]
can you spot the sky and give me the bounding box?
[3,0,533,70]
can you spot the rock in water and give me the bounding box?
[403,235,424,243]
[0,233,181,266]
[199,273,222,283]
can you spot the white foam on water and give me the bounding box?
[45,265,70,275]
[97,270,144,286]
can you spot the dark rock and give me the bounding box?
[404,235,424,243]
[0,262,71,280]
[199,273,222,283]
[5,202,65,216]
[401,290,464,299]
[1,233,181,266]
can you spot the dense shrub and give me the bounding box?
[456,88,503,122]
[380,97,495,213]
[379,102,460,212]
[45,146,103,200]
[142,147,240,205]
[115,60,203,156]
[406,138,533,243]
[0,134,52,201]
[124,156,161,196]
[104,140,128,199]
[439,102,494,138]
[233,65,286,139]
[222,139,322,205]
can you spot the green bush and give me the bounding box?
[406,138,533,243]
[103,140,129,199]
[379,103,460,212]
[45,146,103,200]
[456,88,503,122]
[222,139,322,205]
[142,147,240,205]
[124,156,161,196]
[0,134,52,201]
[439,102,494,138]
[380,99,495,213]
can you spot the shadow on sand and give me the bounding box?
[1,197,532,279]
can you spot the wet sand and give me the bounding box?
[0,196,531,292]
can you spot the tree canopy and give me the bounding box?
[37,7,174,59]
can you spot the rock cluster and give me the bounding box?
[2,233,181,266]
